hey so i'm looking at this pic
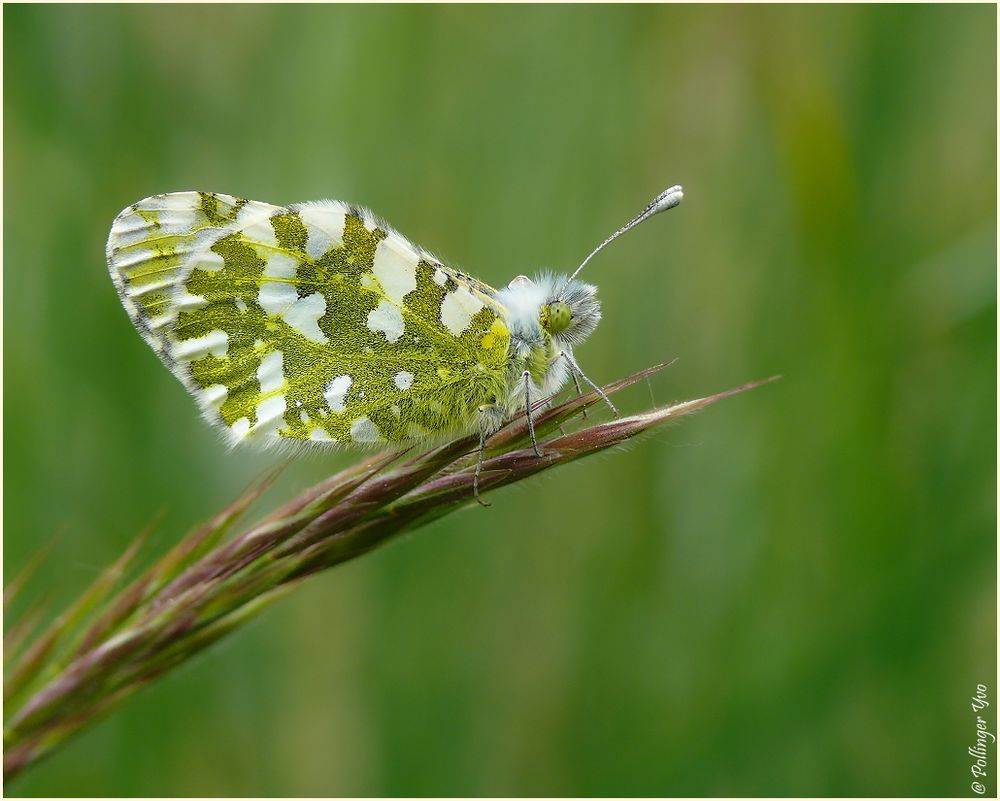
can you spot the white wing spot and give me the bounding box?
[373,237,418,303]
[256,350,285,394]
[114,248,157,272]
[201,384,228,410]
[174,329,228,361]
[235,297,249,313]
[174,291,208,312]
[264,252,297,279]
[394,371,414,391]
[136,193,194,212]
[189,251,224,272]
[259,253,299,314]
[324,375,352,413]
[109,219,153,249]
[367,300,404,343]
[350,416,381,443]
[250,395,286,436]
[298,204,346,259]
[309,427,333,441]
[258,283,297,317]
[433,268,448,286]
[440,288,484,335]
[282,292,327,343]
[239,212,279,247]
[149,313,176,331]
[232,417,251,439]
[157,208,198,236]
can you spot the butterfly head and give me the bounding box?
[503,274,601,347]
[541,277,601,345]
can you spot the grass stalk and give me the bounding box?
[2,365,776,783]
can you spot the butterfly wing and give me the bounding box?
[107,192,512,445]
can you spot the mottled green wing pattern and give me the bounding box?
[107,192,512,446]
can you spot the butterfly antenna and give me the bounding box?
[561,184,684,292]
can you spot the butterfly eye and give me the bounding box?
[540,301,572,335]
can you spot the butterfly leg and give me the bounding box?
[474,403,504,506]
[560,351,619,418]
[473,416,491,507]
[569,367,587,419]
[523,370,543,457]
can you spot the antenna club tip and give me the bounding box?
[652,184,684,213]
[564,183,685,284]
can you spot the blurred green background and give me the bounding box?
[4,4,996,796]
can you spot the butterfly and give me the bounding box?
[106,185,683,499]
